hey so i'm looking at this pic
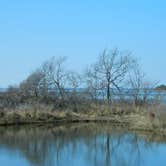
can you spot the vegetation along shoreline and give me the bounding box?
[0,48,166,134]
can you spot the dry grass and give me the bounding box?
[0,103,166,134]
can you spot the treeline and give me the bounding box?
[156,85,166,91]
[0,48,162,111]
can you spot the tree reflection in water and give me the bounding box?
[0,123,165,166]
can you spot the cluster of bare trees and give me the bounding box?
[0,48,161,110]
[18,56,83,108]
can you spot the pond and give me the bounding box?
[0,123,165,166]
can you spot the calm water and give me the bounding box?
[0,123,166,166]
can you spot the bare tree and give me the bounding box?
[85,65,104,103]
[20,70,44,98]
[127,61,160,106]
[86,48,132,104]
[127,61,145,106]
[67,71,81,92]
[1,85,21,108]
[40,56,68,101]
[66,71,82,111]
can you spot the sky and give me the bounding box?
[0,0,166,88]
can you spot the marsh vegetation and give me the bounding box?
[0,48,165,132]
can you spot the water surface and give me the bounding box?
[0,123,165,166]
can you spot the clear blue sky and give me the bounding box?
[0,0,166,87]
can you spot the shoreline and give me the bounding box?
[0,110,165,135]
